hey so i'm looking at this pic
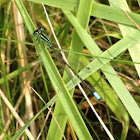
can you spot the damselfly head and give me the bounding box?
[34,27,44,35]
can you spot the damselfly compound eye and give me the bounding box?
[34,31,38,35]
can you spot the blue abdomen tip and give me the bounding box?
[93,91,101,100]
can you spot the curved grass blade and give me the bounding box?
[15,0,94,139]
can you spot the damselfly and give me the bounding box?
[34,27,101,100]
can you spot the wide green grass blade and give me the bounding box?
[79,56,129,139]
[27,0,75,11]
[34,32,93,140]
[91,2,140,28]
[15,0,93,139]
[63,10,140,130]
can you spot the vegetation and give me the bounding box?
[0,0,140,139]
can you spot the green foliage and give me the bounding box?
[0,0,140,140]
